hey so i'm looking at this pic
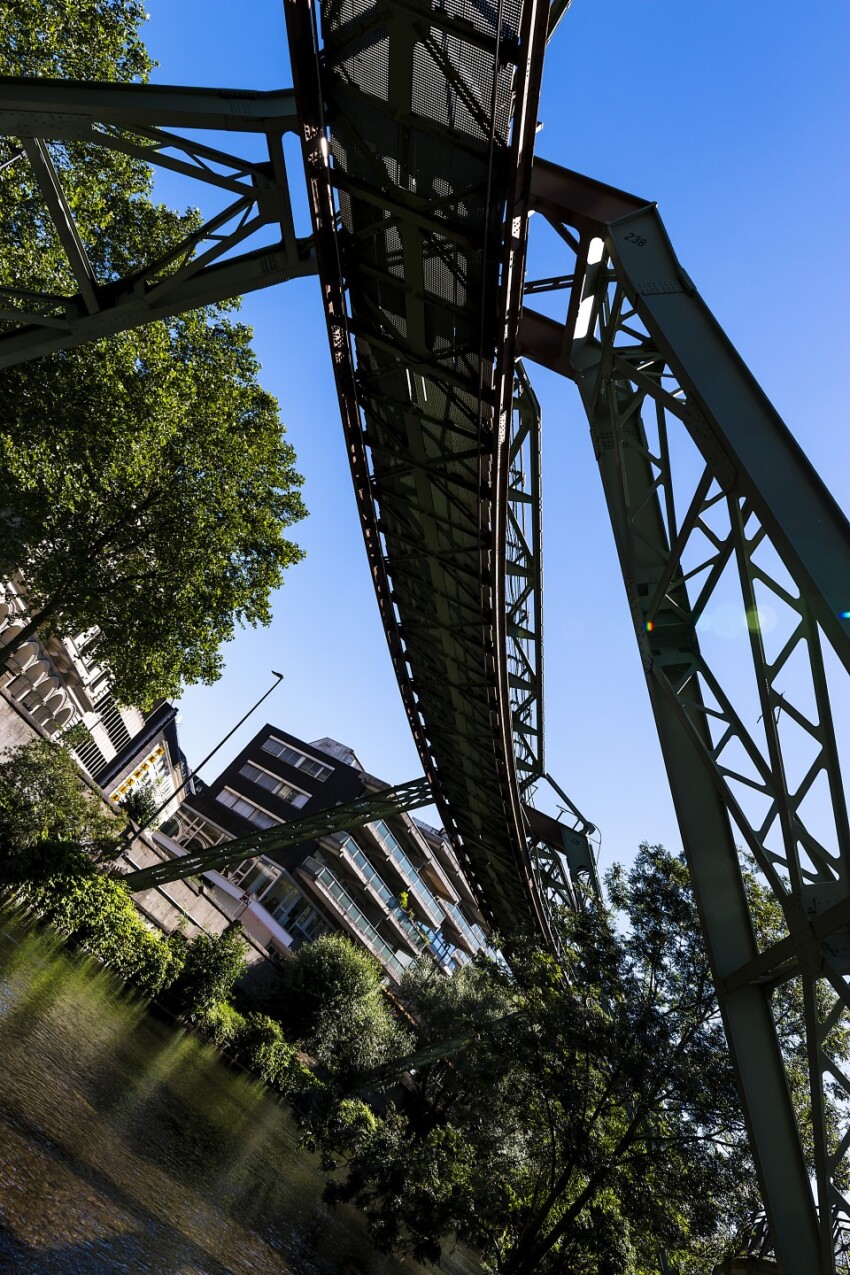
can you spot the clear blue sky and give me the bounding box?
[143,0,850,874]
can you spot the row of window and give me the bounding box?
[240,760,309,808]
[261,736,333,781]
[216,787,279,830]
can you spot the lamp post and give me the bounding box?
[124,670,285,845]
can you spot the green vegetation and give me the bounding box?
[0,737,125,873]
[3,740,827,1272]
[275,931,413,1082]
[119,783,160,828]
[0,2,306,706]
[162,926,247,1021]
[310,848,844,1275]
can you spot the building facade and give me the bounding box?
[158,724,491,981]
[0,576,152,782]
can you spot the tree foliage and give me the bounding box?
[0,314,306,705]
[0,738,124,875]
[312,847,827,1274]
[164,926,247,1021]
[278,932,412,1081]
[0,2,306,706]
[0,0,194,300]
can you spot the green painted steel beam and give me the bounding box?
[124,777,433,892]
[518,156,848,1273]
[0,77,315,366]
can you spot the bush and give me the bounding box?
[12,847,184,997]
[239,1012,299,1087]
[196,1000,247,1050]
[164,926,247,1020]
[119,783,159,827]
[277,932,412,1082]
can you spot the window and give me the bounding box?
[261,736,333,781]
[239,761,309,808]
[230,860,278,897]
[216,787,280,830]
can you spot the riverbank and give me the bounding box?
[0,912,478,1275]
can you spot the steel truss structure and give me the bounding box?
[123,776,434,892]
[283,0,582,941]
[519,158,850,1274]
[4,23,849,1269]
[0,77,316,366]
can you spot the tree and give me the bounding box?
[278,932,412,1081]
[314,847,839,1274]
[0,737,124,877]
[119,782,159,828]
[0,4,306,707]
[0,311,305,706]
[0,1,198,303]
[164,926,247,1021]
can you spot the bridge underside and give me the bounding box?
[286,0,553,936]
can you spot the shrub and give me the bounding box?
[196,1000,247,1050]
[239,1012,299,1088]
[164,926,248,1020]
[12,848,184,997]
[277,932,412,1082]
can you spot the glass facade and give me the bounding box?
[306,855,406,980]
[339,836,426,951]
[445,900,482,952]
[369,821,445,925]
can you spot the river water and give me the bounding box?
[0,913,477,1275]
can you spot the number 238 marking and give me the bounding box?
[624,232,647,247]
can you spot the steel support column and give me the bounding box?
[519,159,850,1272]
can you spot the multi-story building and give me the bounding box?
[0,576,154,782]
[98,701,189,824]
[157,723,491,982]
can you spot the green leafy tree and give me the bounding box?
[165,926,247,1021]
[0,738,124,877]
[314,847,840,1274]
[119,783,159,827]
[0,3,306,706]
[278,932,411,1081]
[0,314,306,706]
[0,0,196,303]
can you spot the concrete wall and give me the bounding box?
[119,836,280,992]
[0,691,40,753]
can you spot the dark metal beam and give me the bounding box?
[519,156,850,1272]
[0,77,315,364]
[123,777,433,892]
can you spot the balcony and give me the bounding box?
[367,821,445,928]
[297,855,407,982]
[335,836,426,957]
[443,900,483,955]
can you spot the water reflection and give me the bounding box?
[0,915,477,1275]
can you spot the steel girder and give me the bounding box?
[508,362,545,794]
[123,776,433,892]
[285,0,555,940]
[0,77,316,364]
[519,158,850,1273]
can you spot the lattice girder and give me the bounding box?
[519,159,850,1274]
[0,77,316,364]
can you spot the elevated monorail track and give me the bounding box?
[285,0,557,937]
[4,6,850,1263]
